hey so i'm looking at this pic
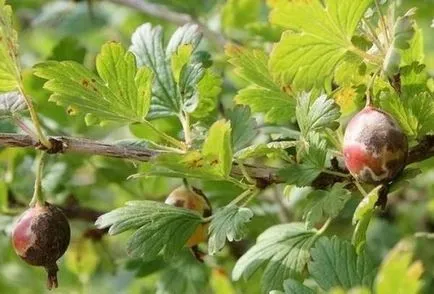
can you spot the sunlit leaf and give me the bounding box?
[0,0,21,92]
[269,0,373,89]
[34,42,153,125]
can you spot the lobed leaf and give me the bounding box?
[0,91,26,118]
[130,23,211,119]
[34,42,153,125]
[226,44,295,124]
[192,69,222,118]
[139,120,232,180]
[202,120,233,178]
[303,183,351,229]
[278,163,322,187]
[0,0,21,92]
[380,91,434,139]
[95,201,203,260]
[208,205,254,255]
[296,92,341,137]
[232,223,317,293]
[269,0,373,89]
[157,251,210,294]
[308,236,378,291]
[227,105,258,152]
[235,141,295,161]
[383,9,416,77]
[282,279,315,294]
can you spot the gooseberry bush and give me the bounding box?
[0,0,434,293]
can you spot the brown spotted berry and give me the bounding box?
[165,186,212,247]
[343,106,408,184]
[12,202,71,290]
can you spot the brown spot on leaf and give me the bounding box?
[82,79,89,87]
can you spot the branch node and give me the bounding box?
[35,137,65,154]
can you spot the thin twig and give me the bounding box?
[1,133,434,188]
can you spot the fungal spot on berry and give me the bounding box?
[12,202,71,290]
[173,199,185,207]
[343,106,408,184]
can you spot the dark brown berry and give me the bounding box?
[12,202,71,290]
[343,106,408,184]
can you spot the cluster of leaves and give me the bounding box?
[0,0,434,293]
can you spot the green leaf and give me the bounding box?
[208,205,254,255]
[302,132,328,169]
[171,45,194,83]
[0,91,26,118]
[0,180,7,212]
[282,279,315,294]
[352,211,373,255]
[192,69,222,119]
[279,134,329,187]
[130,23,202,118]
[48,36,86,63]
[296,93,341,137]
[140,151,225,180]
[34,42,154,125]
[221,0,261,32]
[202,120,233,178]
[170,43,220,116]
[157,251,210,294]
[383,9,416,77]
[303,183,351,229]
[95,200,203,260]
[328,287,372,294]
[226,44,295,124]
[126,257,167,278]
[232,223,317,293]
[401,27,424,66]
[269,0,373,89]
[235,141,295,161]
[245,22,284,43]
[140,120,232,180]
[309,237,378,291]
[179,62,205,113]
[236,87,296,124]
[380,91,434,139]
[227,105,258,152]
[375,241,423,294]
[0,0,21,91]
[278,164,322,187]
[352,186,381,225]
[352,186,381,252]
